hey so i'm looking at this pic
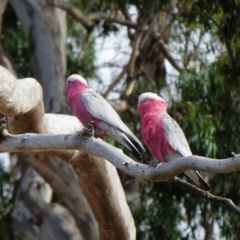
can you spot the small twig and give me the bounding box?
[87,12,137,29]
[47,0,92,29]
[158,39,182,71]
[103,64,129,99]
[160,0,191,37]
[103,26,145,99]
[173,177,240,215]
[123,29,145,97]
[47,0,137,29]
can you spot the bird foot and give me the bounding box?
[149,162,163,169]
[82,121,95,138]
[231,152,236,159]
[0,116,10,137]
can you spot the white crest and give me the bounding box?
[138,92,164,105]
[66,74,88,85]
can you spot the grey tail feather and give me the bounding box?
[120,132,145,160]
[184,170,211,192]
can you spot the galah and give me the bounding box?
[138,92,211,191]
[66,74,145,160]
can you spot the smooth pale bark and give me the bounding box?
[0,66,136,239]
[0,65,99,238]
[0,7,75,238]
[19,153,99,240]
[1,4,99,235]
[12,167,84,240]
[71,154,136,240]
[1,130,240,179]
[9,0,67,113]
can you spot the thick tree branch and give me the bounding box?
[18,153,99,240]
[0,66,135,240]
[0,127,240,182]
[12,167,84,240]
[10,0,67,113]
[2,125,240,214]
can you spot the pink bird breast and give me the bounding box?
[66,77,102,133]
[138,98,167,115]
[138,99,175,162]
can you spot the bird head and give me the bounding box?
[138,92,167,115]
[138,92,165,106]
[66,74,89,94]
[66,74,88,86]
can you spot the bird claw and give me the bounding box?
[0,116,10,137]
[149,162,163,169]
[82,121,95,138]
[137,155,144,163]
[0,116,8,131]
[231,152,236,159]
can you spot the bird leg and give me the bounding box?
[81,121,95,138]
[0,116,10,137]
[149,162,164,169]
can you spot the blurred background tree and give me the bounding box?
[1,0,240,239]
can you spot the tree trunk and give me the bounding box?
[0,65,136,239]
[10,0,67,113]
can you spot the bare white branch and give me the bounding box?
[0,128,239,182]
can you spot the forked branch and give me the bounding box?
[0,121,240,181]
[1,120,240,214]
[174,177,240,215]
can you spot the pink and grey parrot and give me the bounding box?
[66,74,145,160]
[138,92,211,191]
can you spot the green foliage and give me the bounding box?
[78,0,171,20]
[176,60,240,159]
[134,182,184,239]
[172,59,240,238]
[2,0,240,239]
[128,0,240,235]
[0,160,19,240]
[66,14,96,78]
[1,4,32,78]
[130,61,240,239]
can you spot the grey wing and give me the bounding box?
[82,90,130,132]
[162,113,192,157]
[82,90,145,159]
